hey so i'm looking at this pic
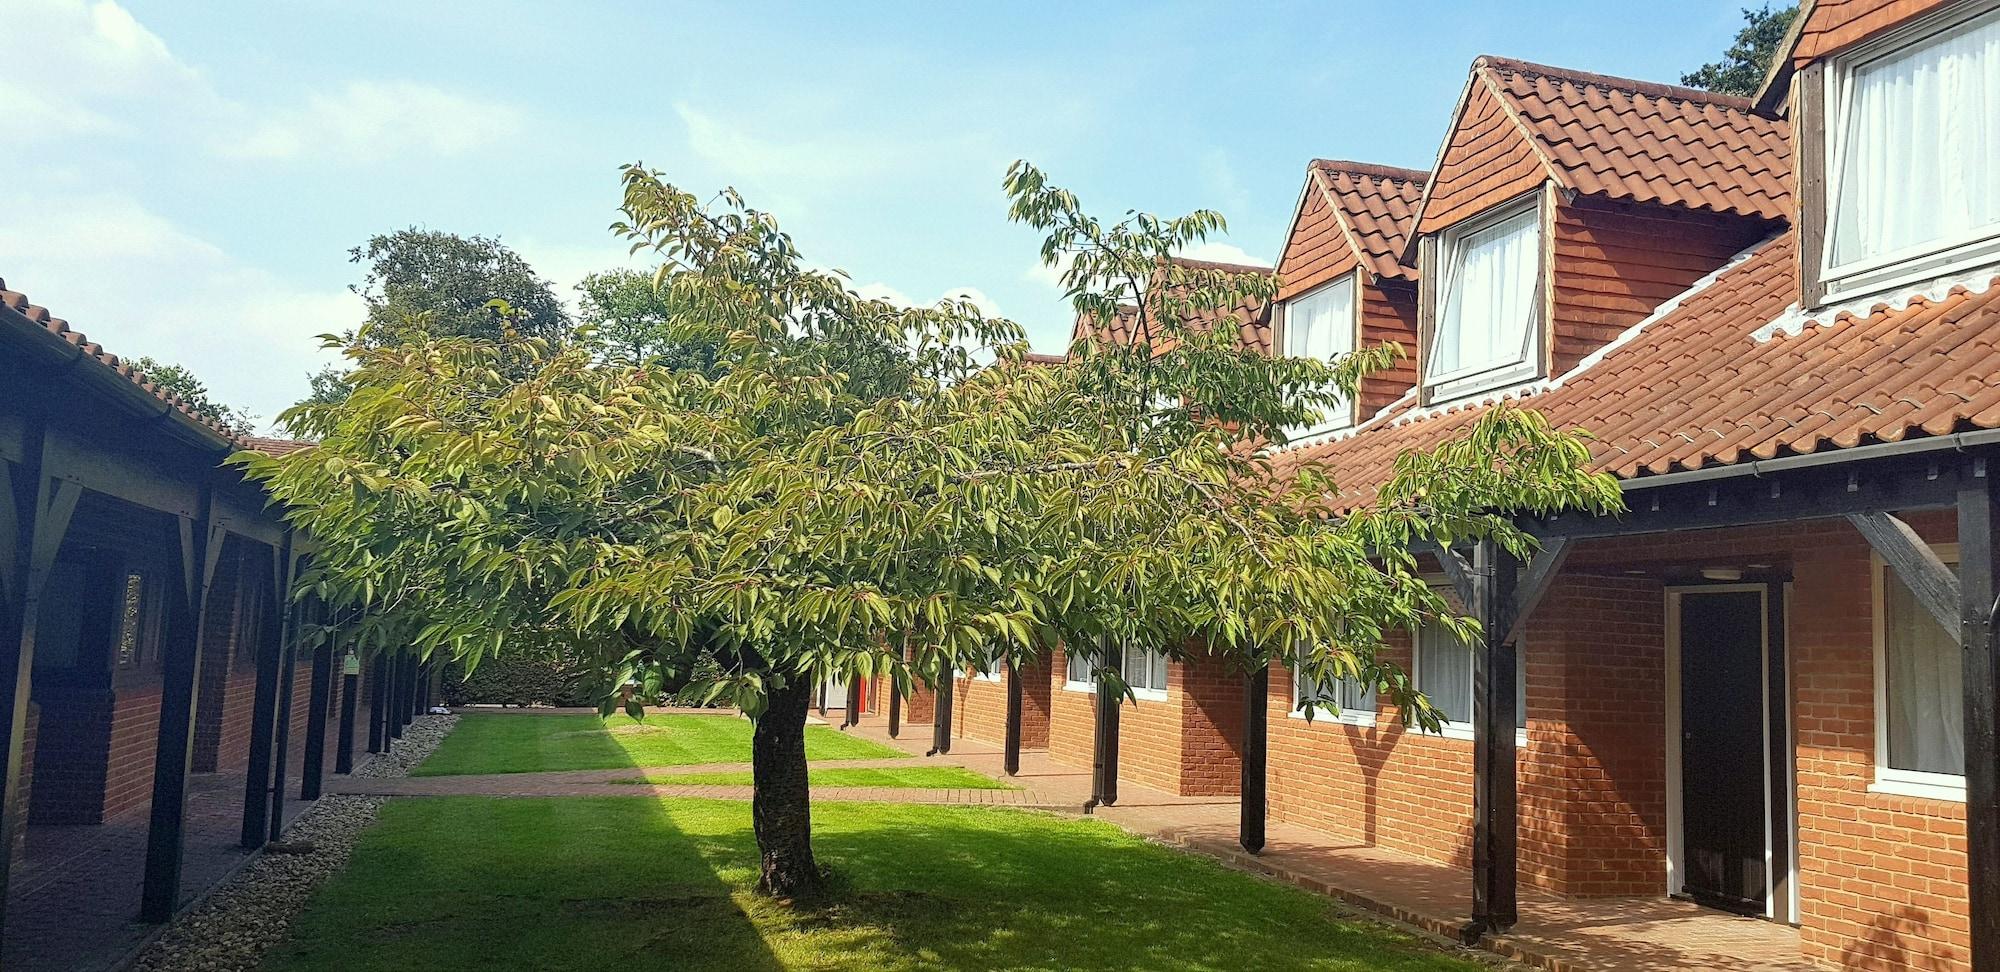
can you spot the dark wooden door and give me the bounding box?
[1679,588,1768,915]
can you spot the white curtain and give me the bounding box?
[1294,661,1375,715]
[1416,624,1527,729]
[1885,572,1964,775]
[1067,646,1094,684]
[1829,13,2000,269]
[1124,644,1169,693]
[1282,275,1357,436]
[1430,206,1540,381]
[1418,624,1474,725]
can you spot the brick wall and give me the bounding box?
[949,655,1051,750]
[27,688,112,824]
[102,684,161,820]
[1046,648,1242,797]
[192,546,246,772]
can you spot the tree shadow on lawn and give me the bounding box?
[677,800,1480,972]
[265,794,784,972]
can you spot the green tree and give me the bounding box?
[131,355,258,435]
[241,163,1618,900]
[350,228,571,345]
[1683,4,1799,96]
[575,267,715,371]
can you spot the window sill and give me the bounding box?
[1868,775,1965,803]
[971,673,1003,684]
[1062,680,1094,694]
[1424,722,1529,747]
[1132,687,1169,703]
[1288,708,1376,728]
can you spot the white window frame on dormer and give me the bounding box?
[1425,196,1544,404]
[1278,272,1359,439]
[1818,1,2000,302]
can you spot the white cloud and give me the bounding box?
[674,102,907,188]
[223,81,522,163]
[0,0,213,142]
[854,282,1003,319]
[0,191,359,432]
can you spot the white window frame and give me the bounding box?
[1424,195,1545,404]
[1818,2,2000,302]
[1063,646,1096,693]
[972,645,1005,683]
[1124,644,1170,702]
[1290,658,1376,726]
[1278,272,1359,440]
[1411,588,1530,745]
[1870,546,1967,801]
[1062,642,1169,702]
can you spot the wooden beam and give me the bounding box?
[0,423,56,942]
[1003,666,1023,776]
[140,494,214,922]
[1505,537,1572,645]
[366,651,386,754]
[928,670,953,756]
[335,644,359,774]
[1849,511,1960,641]
[1240,666,1269,854]
[1464,539,1521,943]
[1088,644,1121,810]
[241,535,291,847]
[1431,541,1476,606]
[42,424,202,519]
[299,625,334,800]
[887,675,902,739]
[267,592,301,843]
[1958,482,2000,972]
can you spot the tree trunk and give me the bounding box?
[751,674,822,898]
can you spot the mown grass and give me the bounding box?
[413,713,904,776]
[268,796,1480,971]
[621,766,1011,790]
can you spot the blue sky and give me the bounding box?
[1,1,1759,429]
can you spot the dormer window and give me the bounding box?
[1279,272,1356,438]
[1817,4,2000,300]
[1426,198,1544,402]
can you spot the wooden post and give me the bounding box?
[335,646,359,774]
[366,651,386,753]
[843,678,860,728]
[1464,539,1520,942]
[1003,666,1023,776]
[1240,666,1268,853]
[929,671,953,756]
[0,425,80,939]
[1088,644,1121,810]
[387,654,406,740]
[239,537,290,847]
[887,677,901,738]
[299,613,333,800]
[267,596,299,843]
[1959,477,2000,972]
[140,492,216,923]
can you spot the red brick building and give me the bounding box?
[931,3,2000,968]
[0,279,424,961]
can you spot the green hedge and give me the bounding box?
[441,652,595,708]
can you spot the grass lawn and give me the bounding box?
[269,796,1479,971]
[414,713,905,776]
[622,766,1012,790]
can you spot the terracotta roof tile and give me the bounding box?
[1275,233,2000,511]
[1,275,248,448]
[1478,57,1792,223]
[1071,256,1273,356]
[1310,161,1426,282]
[242,436,315,456]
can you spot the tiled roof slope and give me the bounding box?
[1415,57,1793,238]
[1069,257,1273,355]
[1274,232,2000,511]
[1,276,245,447]
[1483,57,1793,222]
[1313,161,1425,283]
[242,436,315,456]
[1792,0,1953,67]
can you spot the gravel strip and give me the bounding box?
[129,714,458,972]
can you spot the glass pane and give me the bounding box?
[1884,570,1964,775]
[1417,623,1474,725]
[1151,649,1169,693]
[1829,15,2000,267]
[1431,207,1540,380]
[1067,646,1092,684]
